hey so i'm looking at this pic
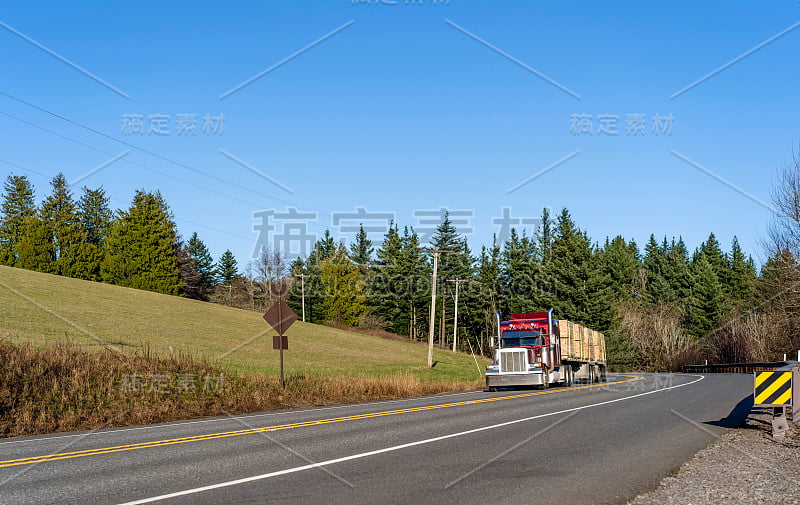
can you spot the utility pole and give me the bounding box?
[295,274,307,322]
[448,279,466,353]
[422,249,453,368]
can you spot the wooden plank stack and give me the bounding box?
[557,320,606,363]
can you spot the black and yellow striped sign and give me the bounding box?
[754,371,792,406]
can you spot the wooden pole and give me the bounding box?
[427,251,439,369]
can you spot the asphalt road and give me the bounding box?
[0,373,753,505]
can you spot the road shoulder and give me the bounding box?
[628,410,800,505]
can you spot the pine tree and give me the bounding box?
[474,237,503,350]
[188,232,215,295]
[399,226,430,339]
[15,215,55,272]
[78,187,113,246]
[599,236,640,303]
[687,254,728,336]
[0,175,36,265]
[310,229,336,264]
[320,244,367,325]
[431,212,473,346]
[301,231,339,324]
[216,250,239,285]
[642,235,674,305]
[665,237,692,303]
[726,236,757,305]
[74,187,113,281]
[101,190,183,295]
[370,224,406,333]
[545,208,593,323]
[349,224,373,271]
[176,239,203,299]
[501,228,536,314]
[40,174,84,277]
[697,233,727,283]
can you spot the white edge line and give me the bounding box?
[115,375,704,505]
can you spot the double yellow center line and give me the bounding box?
[0,375,642,468]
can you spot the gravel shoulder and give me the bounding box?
[628,409,800,505]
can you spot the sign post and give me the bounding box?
[263,281,297,389]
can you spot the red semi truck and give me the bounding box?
[485,309,607,391]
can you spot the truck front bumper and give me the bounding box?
[485,372,544,388]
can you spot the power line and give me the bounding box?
[0,90,327,224]
[0,110,278,212]
[0,157,257,246]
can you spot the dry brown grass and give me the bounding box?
[0,340,481,439]
[618,303,702,371]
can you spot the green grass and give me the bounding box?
[0,265,486,382]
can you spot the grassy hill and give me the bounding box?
[0,265,485,383]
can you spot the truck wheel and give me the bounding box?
[488,387,498,392]
[541,374,549,390]
[566,367,574,387]
[588,366,596,383]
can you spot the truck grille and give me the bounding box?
[500,351,526,373]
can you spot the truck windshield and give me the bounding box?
[501,330,540,347]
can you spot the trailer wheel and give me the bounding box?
[588,366,596,383]
[600,366,607,382]
[566,367,574,387]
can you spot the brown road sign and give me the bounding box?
[263,300,298,334]
[272,335,288,350]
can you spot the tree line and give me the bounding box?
[285,208,763,369]
[3,168,799,370]
[0,174,238,299]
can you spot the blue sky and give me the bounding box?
[1,1,798,267]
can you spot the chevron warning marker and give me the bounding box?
[753,371,792,406]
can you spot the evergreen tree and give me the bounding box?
[78,187,113,246]
[665,237,692,303]
[642,235,674,305]
[188,232,215,294]
[216,250,239,285]
[474,237,503,350]
[696,233,727,283]
[301,231,338,323]
[349,224,373,270]
[0,175,36,265]
[726,236,757,304]
[40,174,83,277]
[175,239,203,299]
[687,254,728,336]
[501,228,537,314]
[585,245,616,332]
[320,244,367,325]
[15,215,55,272]
[600,236,640,303]
[370,224,407,333]
[545,208,593,323]
[74,187,112,281]
[538,207,554,265]
[309,229,336,264]
[101,190,183,295]
[431,212,472,346]
[399,226,431,339]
